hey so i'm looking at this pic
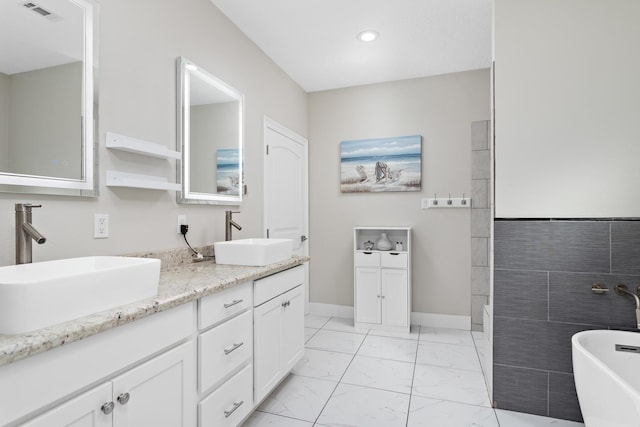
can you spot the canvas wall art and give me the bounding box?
[340,135,422,193]
[216,148,241,195]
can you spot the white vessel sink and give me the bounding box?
[0,256,160,335]
[214,238,293,266]
[572,329,640,426]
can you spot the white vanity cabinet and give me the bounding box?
[0,303,197,427]
[24,341,193,427]
[354,227,411,332]
[197,281,254,427]
[253,266,305,403]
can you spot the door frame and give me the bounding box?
[263,116,309,312]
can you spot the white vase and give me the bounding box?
[376,232,392,251]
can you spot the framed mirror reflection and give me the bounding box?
[176,56,244,205]
[0,0,98,196]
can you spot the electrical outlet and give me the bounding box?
[177,215,187,234]
[94,214,109,238]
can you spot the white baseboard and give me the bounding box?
[411,312,471,331]
[308,302,354,318]
[307,303,471,331]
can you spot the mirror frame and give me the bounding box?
[176,56,244,205]
[0,0,98,195]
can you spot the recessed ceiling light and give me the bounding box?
[357,30,379,42]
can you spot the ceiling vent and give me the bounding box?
[21,1,61,21]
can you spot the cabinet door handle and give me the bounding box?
[224,400,244,418]
[381,295,386,299]
[101,401,115,414]
[281,300,291,308]
[390,252,400,256]
[224,342,244,355]
[117,392,130,405]
[363,251,373,255]
[224,299,243,309]
[377,295,381,298]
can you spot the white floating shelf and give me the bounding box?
[106,132,180,160]
[421,197,471,209]
[106,171,181,191]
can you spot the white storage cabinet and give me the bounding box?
[253,266,305,404]
[354,227,411,332]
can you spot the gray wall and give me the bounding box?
[308,69,490,317]
[0,0,307,266]
[7,62,82,179]
[494,0,640,218]
[0,72,8,171]
[494,219,640,422]
[190,102,238,194]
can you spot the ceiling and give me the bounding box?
[0,0,84,75]
[211,0,493,92]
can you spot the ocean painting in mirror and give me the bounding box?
[340,135,422,193]
[216,148,241,196]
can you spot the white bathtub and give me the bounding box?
[572,330,640,427]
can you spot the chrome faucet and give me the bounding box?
[225,210,242,241]
[15,203,46,264]
[614,284,640,330]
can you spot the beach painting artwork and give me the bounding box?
[216,148,241,196]
[340,135,422,193]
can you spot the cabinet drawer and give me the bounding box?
[199,310,252,393]
[381,252,408,268]
[355,252,381,267]
[199,364,253,427]
[254,266,304,307]
[199,281,252,329]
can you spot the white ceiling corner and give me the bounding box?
[210,0,492,92]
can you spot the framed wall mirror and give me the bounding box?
[177,56,244,205]
[0,0,98,196]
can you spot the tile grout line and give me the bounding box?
[311,316,371,426]
[406,324,421,427]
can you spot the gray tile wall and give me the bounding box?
[471,121,490,331]
[493,219,640,422]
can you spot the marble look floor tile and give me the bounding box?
[316,383,410,427]
[408,396,499,427]
[357,335,418,363]
[258,375,337,422]
[495,409,585,426]
[368,324,421,340]
[322,317,369,334]
[291,348,353,382]
[305,329,366,354]
[341,355,414,394]
[304,314,331,329]
[412,364,491,407]
[419,327,475,346]
[241,410,313,426]
[304,327,319,343]
[416,341,482,372]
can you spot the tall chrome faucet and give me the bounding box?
[225,210,242,241]
[615,284,640,330]
[15,203,46,264]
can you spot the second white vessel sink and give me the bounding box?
[214,238,293,266]
[0,256,160,335]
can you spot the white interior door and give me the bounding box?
[263,117,309,312]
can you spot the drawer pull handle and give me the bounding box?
[224,400,244,418]
[224,299,243,309]
[224,342,244,355]
[363,251,373,255]
[281,300,291,308]
[101,401,115,415]
[390,252,400,256]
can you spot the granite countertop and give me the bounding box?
[0,256,309,367]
